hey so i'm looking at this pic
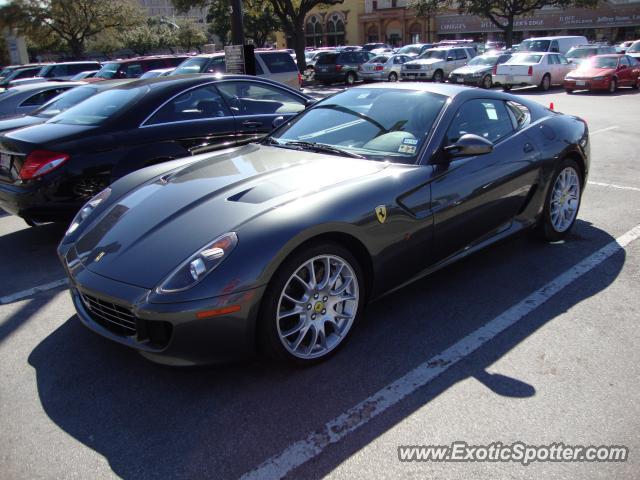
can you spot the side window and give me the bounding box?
[456,49,467,60]
[506,101,530,129]
[558,55,569,65]
[146,85,231,125]
[48,65,68,77]
[497,55,511,64]
[20,88,68,107]
[125,63,143,77]
[217,81,305,115]
[550,41,559,53]
[446,99,514,144]
[548,55,559,65]
[207,57,226,73]
[260,53,296,73]
[16,69,38,79]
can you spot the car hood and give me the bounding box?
[405,58,444,66]
[571,66,616,77]
[452,65,490,75]
[75,144,387,288]
[0,114,42,134]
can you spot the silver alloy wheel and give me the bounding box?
[482,74,492,89]
[550,166,581,233]
[346,72,356,85]
[389,72,398,82]
[276,254,359,359]
[433,70,443,82]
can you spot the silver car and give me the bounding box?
[358,54,413,82]
[494,52,576,91]
[401,47,475,82]
[0,81,84,118]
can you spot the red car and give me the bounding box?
[564,54,640,93]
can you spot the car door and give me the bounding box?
[216,80,307,145]
[616,56,632,86]
[556,54,573,81]
[137,82,237,156]
[430,98,541,260]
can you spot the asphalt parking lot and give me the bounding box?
[1,83,639,479]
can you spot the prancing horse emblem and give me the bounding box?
[375,205,387,224]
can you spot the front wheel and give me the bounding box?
[388,71,398,82]
[432,69,444,83]
[537,159,583,242]
[632,77,639,90]
[260,242,364,365]
[345,72,356,85]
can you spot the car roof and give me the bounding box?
[5,81,85,93]
[525,36,586,40]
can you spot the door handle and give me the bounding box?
[242,121,263,128]
[523,142,534,153]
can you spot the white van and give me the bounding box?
[518,36,588,55]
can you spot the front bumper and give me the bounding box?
[564,78,609,91]
[359,71,387,81]
[0,177,79,222]
[401,70,434,81]
[448,74,483,86]
[59,243,266,366]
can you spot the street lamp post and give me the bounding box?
[230,0,245,45]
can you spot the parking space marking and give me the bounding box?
[240,223,640,480]
[0,279,68,305]
[590,126,619,135]
[588,181,640,193]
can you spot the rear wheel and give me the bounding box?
[608,77,617,93]
[565,88,573,94]
[260,242,364,365]
[345,72,356,85]
[388,71,398,82]
[481,74,492,89]
[632,77,639,90]
[432,69,444,83]
[537,158,583,242]
[539,74,551,91]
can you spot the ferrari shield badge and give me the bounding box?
[375,205,387,224]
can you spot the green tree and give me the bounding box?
[0,0,145,58]
[205,0,281,47]
[176,22,208,52]
[123,23,161,55]
[87,30,125,58]
[414,0,600,47]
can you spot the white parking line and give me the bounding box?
[590,126,619,135]
[0,278,68,305]
[240,223,640,480]
[588,181,640,193]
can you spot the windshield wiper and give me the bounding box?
[282,140,365,159]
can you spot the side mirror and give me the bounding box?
[444,134,494,157]
[618,64,627,70]
[305,98,316,108]
[272,116,286,128]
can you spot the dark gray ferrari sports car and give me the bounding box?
[58,83,589,366]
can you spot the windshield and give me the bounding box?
[468,55,499,66]
[588,57,618,69]
[172,57,210,74]
[507,54,542,64]
[33,85,98,118]
[418,50,445,60]
[567,48,596,59]
[48,87,147,126]
[397,45,420,55]
[95,62,121,79]
[627,41,640,53]
[37,65,55,77]
[519,39,550,52]
[268,88,447,163]
[316,53,339,64]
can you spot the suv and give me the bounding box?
[395,43,435,57]
[401,47,475,82]
[0,65,51,90]
[171,51,301,89]
[88,56,188,81]
[314,50,375,85]
[566,44,616,66]
[35,61,102,80]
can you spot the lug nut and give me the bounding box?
[311,314,316,320]
[307,304,312,310]
[314,293,319,299]
[321,309,326,314]
[323,296,328,302]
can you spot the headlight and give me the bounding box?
[593,76,605,80]
[156,232,238,294]
[65,187,111,236]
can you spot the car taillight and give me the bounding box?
[492,65,497,75]
[375,65,384,71]
[297,72,302,86]
[335,64,343,72]
[19,150,69,180]
[528,66,533,76]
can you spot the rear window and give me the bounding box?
[507,54,542,64]
[316,53,338,64]
[35,85,98,118]
[48,87,147,126]
[567,48,597,59]
[173,57,210,75]
[369,56,389,63]
[519,39,551,52]
[259,52,296,73]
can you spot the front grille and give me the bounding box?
[405,64,422,70]
[81,293,137,336]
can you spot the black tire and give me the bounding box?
[632,77,639,90]
[388,71,398,82]
[565,88,573,94]
[536,158,583,242]
[502,84,512,91]
[608,77,617,93]
[539,74,551,91]
[481,74,492,89]
[432,69,444,83]
[259,242,365,366]
[345,72,356,85]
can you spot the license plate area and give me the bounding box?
[576,80,586,86]
[457,77,464,83]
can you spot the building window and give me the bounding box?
[305,16,324,47]
[327,14,345,46]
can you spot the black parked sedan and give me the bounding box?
[0,75,312,224]
[58,83,590,366]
